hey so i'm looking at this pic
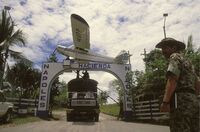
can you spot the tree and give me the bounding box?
[0,9,27,89]
[134,49,167,100]
[46,53,58,62]
[109,71,135,101]
[131,70,145,99]
[6,61,41,98]
[98,91,109,106]
[185,35,200,76]
[186,35,194,55]
[109,79,123,102]
[54,81,68,107]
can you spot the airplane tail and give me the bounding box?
[71,14,90,51]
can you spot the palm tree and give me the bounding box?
[0,9,27,89]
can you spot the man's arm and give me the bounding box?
[160,74,178,112]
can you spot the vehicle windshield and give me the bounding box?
[71,92,95,99]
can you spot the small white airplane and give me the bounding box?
[57,14,130,64]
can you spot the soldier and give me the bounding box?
[155,37,200,132]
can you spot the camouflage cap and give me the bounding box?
[155,37,185,50]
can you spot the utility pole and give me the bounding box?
[141,48,147,72]
[128,51,131,64]
[163,13,168,38]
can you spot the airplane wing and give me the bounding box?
[71,14,90,51]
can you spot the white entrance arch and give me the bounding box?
[37,60,133,120]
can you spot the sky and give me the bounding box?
[1,0,200,103]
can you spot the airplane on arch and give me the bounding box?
[56,14,131,64]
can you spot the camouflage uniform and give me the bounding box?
[167,52,199,132]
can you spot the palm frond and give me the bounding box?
[6,29,26,47]
[8,49,32,66]
[0,9,27,72]
[8,49,21,58]
[0,9,14,45]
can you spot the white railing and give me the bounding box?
[6,97,38,115]
[133,99,168,120]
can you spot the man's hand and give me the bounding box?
[160,102,170,112]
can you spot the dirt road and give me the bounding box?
[0,111,170,132]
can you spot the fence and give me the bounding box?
[6,95,200,118]
[133,99,168,120]
[134,95,200,120]
[6,97,38,115]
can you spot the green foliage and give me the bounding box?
[6,61,41,98]
[109,79,122,101]
[0,9,27,90]
[0,115,42,128]
[47,53,58,62]
[0,9,26,47]
[100,104,119,117]
[144,49,167,71]
[0,9,27,64]
[132,70,144,94]
[142,49,167,96]
[109,71,135,102]
[12,116,42,125]
[185,35,200,76]
[131,49,167,100]
[54,81,68,107]
[98,90,109,106]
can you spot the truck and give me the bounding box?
[0,90,14,123]
[66,71,100,121]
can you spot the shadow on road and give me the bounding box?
[38,115,61,121]
[72,121,96,126]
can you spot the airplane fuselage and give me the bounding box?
[57,45,114,63]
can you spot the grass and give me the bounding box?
[52,106,66,111]
[0,115,42,128]
[100,103,120,117]
[12,115,42,125]
[0,110,62,128]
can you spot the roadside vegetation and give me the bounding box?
[100,103,119,117]
[0,110,63,127]
[0,115,42,128]
[11,115,41,125]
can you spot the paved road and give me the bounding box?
[0,112,170,132]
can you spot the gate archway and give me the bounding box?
[37,60,133,120]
